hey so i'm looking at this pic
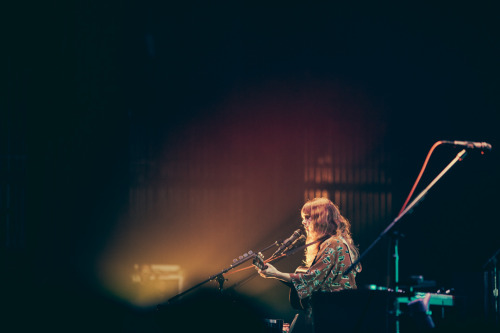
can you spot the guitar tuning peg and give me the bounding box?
[243,253,248,257]
[248,250,253,255]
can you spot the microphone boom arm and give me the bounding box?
[344,148,468,276]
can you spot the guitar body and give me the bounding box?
[288,266,309,310]
[253,255,309,310]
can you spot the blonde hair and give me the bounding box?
[301,197,360,268]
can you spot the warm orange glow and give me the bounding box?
[96,78,389,312]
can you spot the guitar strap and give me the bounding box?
[310,236,354,266]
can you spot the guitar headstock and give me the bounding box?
[252,252,267,270]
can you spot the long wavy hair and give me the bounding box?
[301,197,361,269]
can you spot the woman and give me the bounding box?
[256,197,362,325]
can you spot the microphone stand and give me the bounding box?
[157,241,279,308]
[224,237,322,292]
[344,148,468,333]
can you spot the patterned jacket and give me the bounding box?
[289,235,358,301]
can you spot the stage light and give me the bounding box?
[130,264,183,307]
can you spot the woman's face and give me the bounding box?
[301,215,312,234]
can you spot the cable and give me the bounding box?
[397,140,444,217]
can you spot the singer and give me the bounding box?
[255,197,362,330]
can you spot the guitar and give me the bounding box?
[253,253,308,310]
[288,266,309,310]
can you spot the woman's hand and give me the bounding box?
[255,263,292,283]
[256,263,279,278]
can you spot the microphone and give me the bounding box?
[442,140,492,151]
[272,230,302,257]
[282,234,306,253]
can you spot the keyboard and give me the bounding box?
[397,292,455,307]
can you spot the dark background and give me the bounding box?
[3,1,499,332]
